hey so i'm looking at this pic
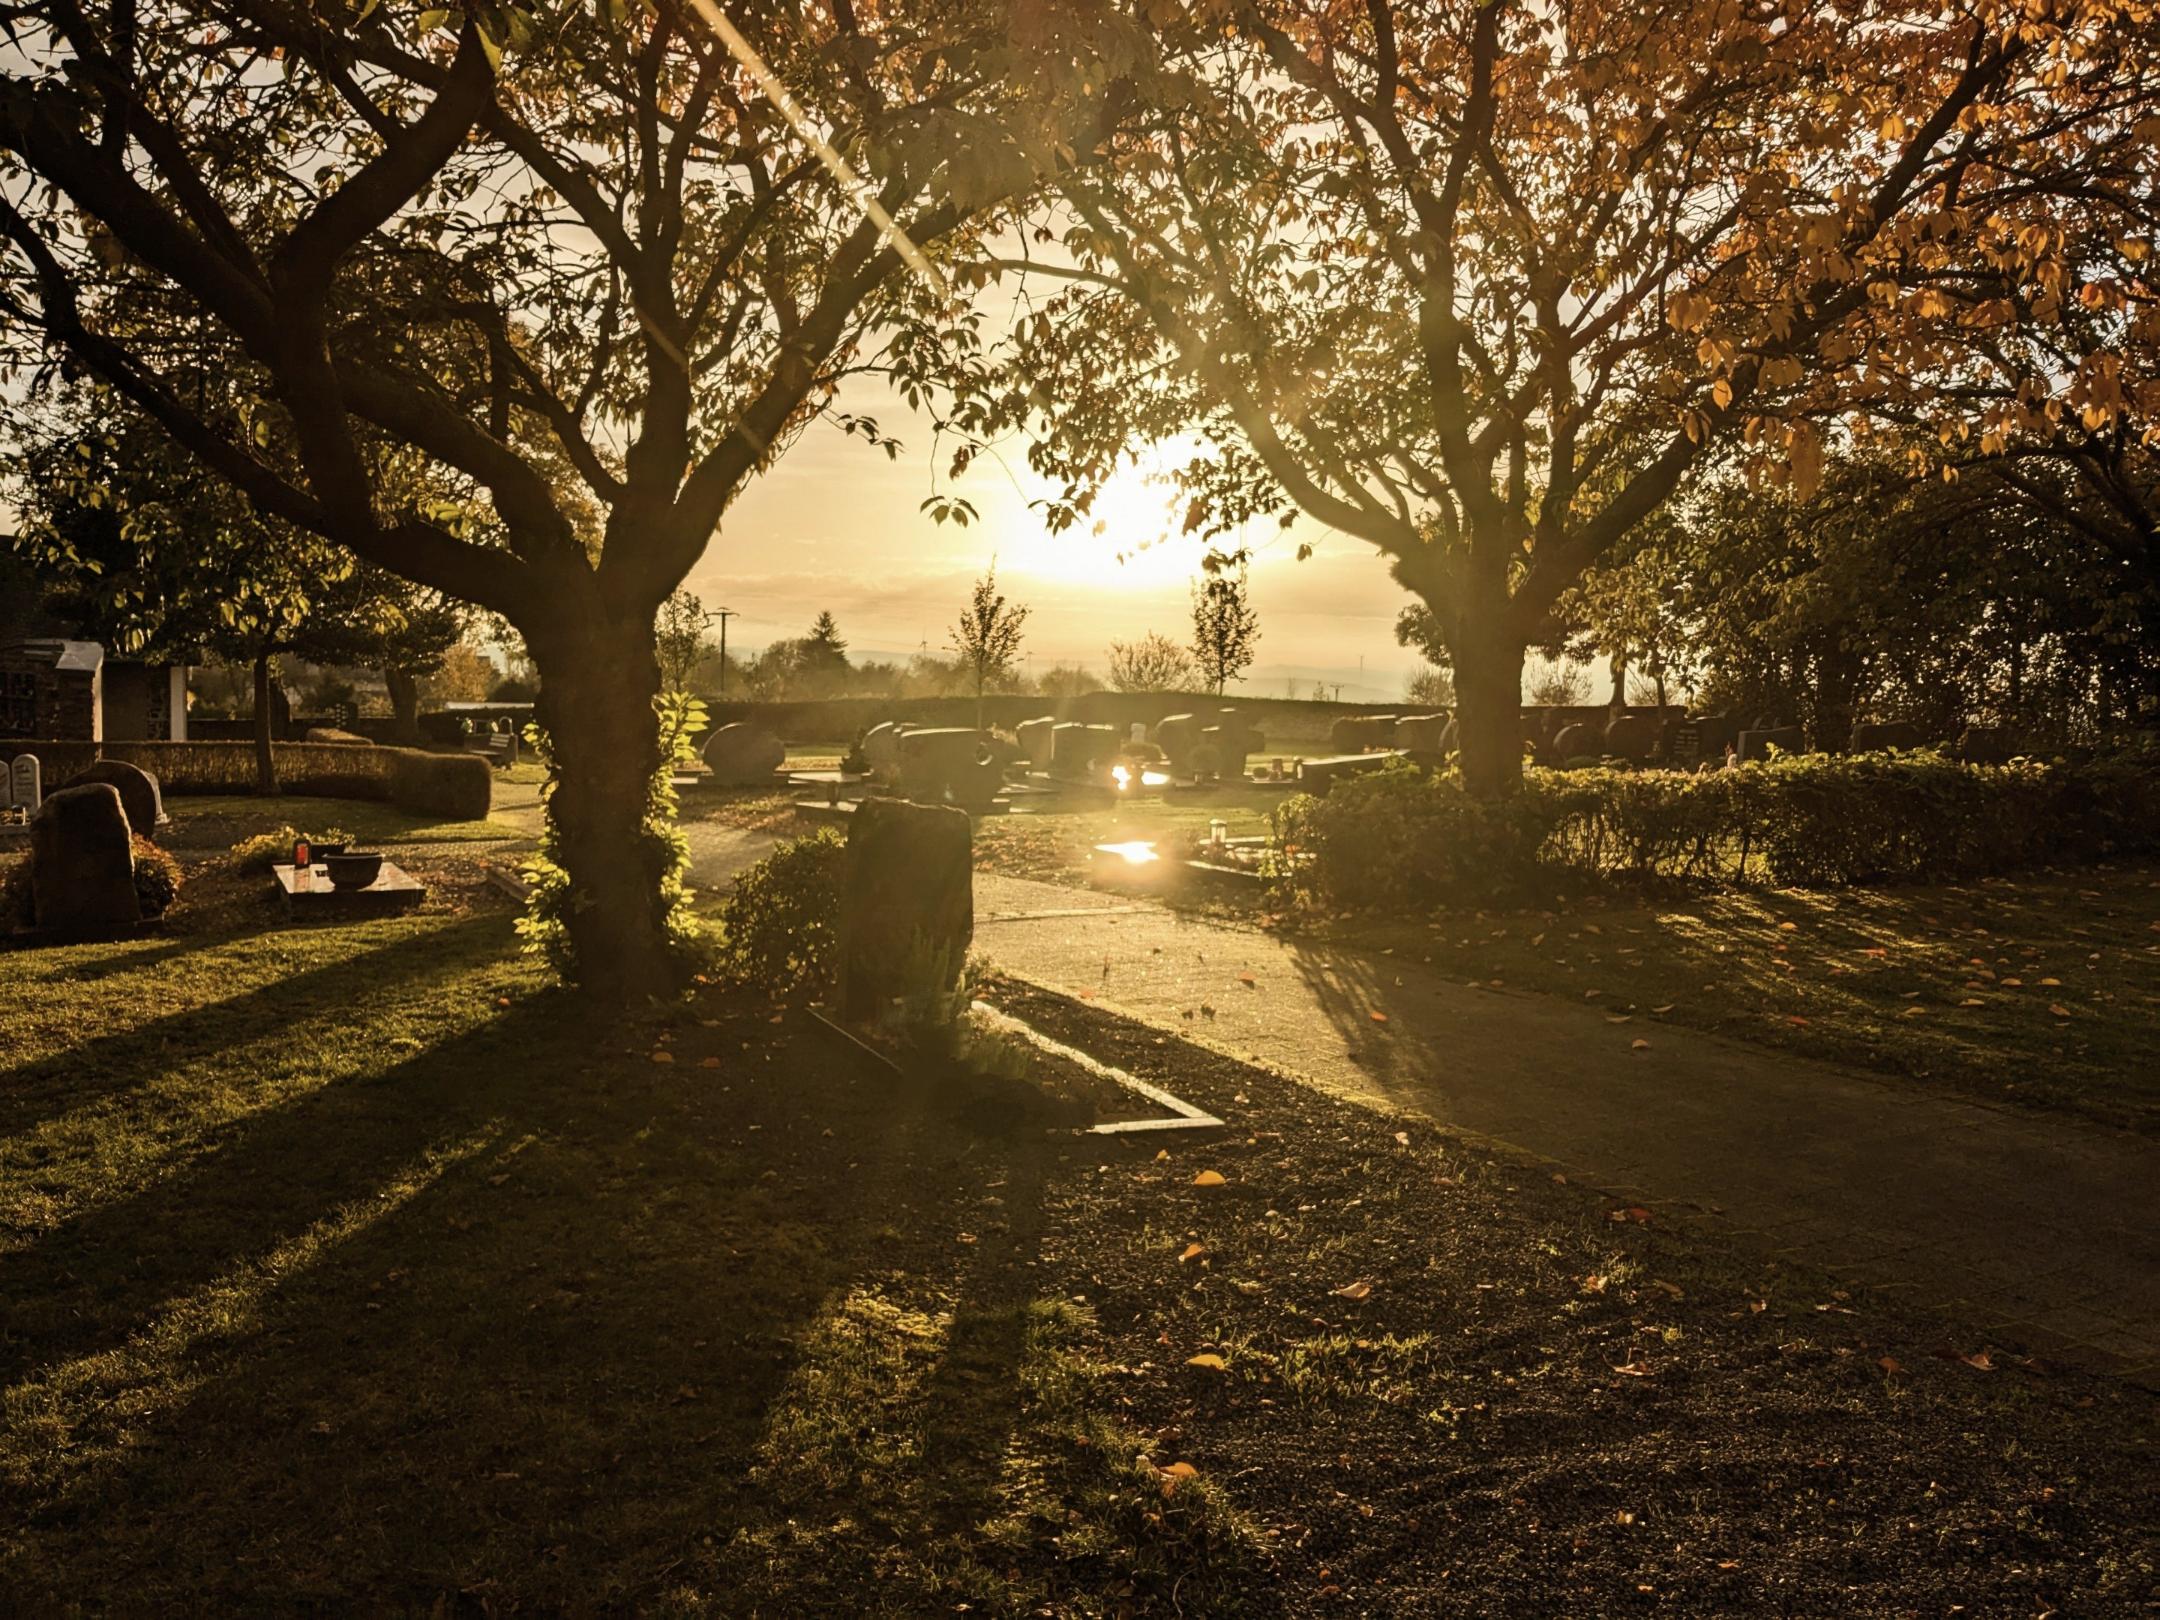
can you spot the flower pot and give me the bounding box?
[324,852,384,890]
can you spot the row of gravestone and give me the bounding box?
[4,756,169,935]
[1328,711,1981,770]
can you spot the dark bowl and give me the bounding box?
[324,852,385,890]
[312,842,348,859]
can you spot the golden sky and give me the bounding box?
[690,384,1427,698]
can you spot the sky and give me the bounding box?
[683,379,1434,702]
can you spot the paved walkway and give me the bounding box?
[976,873,2160,1376]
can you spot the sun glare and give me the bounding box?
[1003,440,1216,590]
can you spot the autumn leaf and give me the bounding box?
[1631,1038,1651,1051]
[1330,1279,1373,1301]
[2048,1003,2072,1019]
[1185,1352,1227,1371]
[1611,1361,1654,1378]
[1179,1242,1208,1263]
[1879,1355,1904,1375]
[649,1050,675,1064]
[1192,1169,1227,1188]
[1960,1349,1995,1372]
[1369,1010,1389,1024]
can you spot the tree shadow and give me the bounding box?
[1,1000,1043,1612]
[0,915,511,1141]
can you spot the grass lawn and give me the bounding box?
[161,793,528,850]
[1303,863,2160,1133]
[1,845,2154,1612]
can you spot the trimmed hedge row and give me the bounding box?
[4,740,492,821]
[1273,750,2160,908]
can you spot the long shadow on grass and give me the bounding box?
[0,1005,1032,1612]
[0,914,512,1141]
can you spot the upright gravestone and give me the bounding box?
[1393,714,1448,757]
[1738,725,1805,762]
[1151,713,1206,777]
[3,753,37,817]
[1201,709,1262,779]
[860,721,911,781]
[837,797,973,1024]
[1015,716,1057,769]
[1551,722,1597,762]
[896,728,1002,812]
[1601,712,1662,764]
[1850,719,1925,752]
[702,723,786,785]
[30,783,140,932]
[62,759,163,841]
[1049,722,1117,780]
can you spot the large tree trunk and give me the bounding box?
[1452,618,1527,798]
[529,611,679,1003]
[251,650,279,796]
[384,666,421,743]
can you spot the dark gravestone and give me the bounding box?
[1851,719,1925,752]
[860,721,911,781]
[1665,722,1704,770]
[62,759,163,840]
[896,728,1002,812]
[1739,725,1805,761]
[1151,712,1206,777]
[31,782,140,932]
[1329,714,1397,753]
[1049,722,1117,780]
[702,722,786,785]
[1296,753,1393,792]
[1601,713,1662,764]
[837,797,973,1024]
[1015,716,1057,768]
[1201,709,1262,778]
[1550,722,1597,761]
[1690,713,1741,763]
[1393,713,1448,757]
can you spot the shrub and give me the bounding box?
[303,726,371,745]
[132,836,183,916]
[1282,748,2160,911]
[230,824,353,874]
[386,751,492,820]
[715,829,847,998]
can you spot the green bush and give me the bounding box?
[386,750,493,820]
[132,836,183,916]
[229,824,354,874]
[715,829,847,998]
[1280,749,2160,911]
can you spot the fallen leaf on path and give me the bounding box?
[2048,1003,2072,1018]
[1238,971,1257,986]
[698,1056,721,1069]
[1178,1242,1208,1263]
[1192,1170,1227,1188]
[649,1051,675,1064]
[1652,1004,1675,1014]
[1879,1356,1903,1375]
[1608,1206,1652,1225]
[1612,1361,1654,1378]
[1393,1131,1410,1146]
[1185,1353,1228,1371]
[1369,1010,1389,1023]
[1960,1349,1996,1371]
[1631,1038,1651,1051]
[1331,1280,1374,1300]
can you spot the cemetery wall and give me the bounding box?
[3,740,491,818]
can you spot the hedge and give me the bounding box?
[1272,748,2160,909]
[2,740,492,821]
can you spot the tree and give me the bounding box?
[11,398,448,785]
[983,0,2160,796]
[1106,631,1196,693]
[0,4,1110,998]
[949,565,1029,728]
[1405,666,1454,710]
[1189,549,1260,695]
[654,590,713,694]
[1036,662,1103,701]
[424,642,499,708]
[794,611,853,695]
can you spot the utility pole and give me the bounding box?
[708,607,738,700]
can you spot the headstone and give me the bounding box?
[4,753,37,814]
[1601,713,1661,764]
[1550,722,1597,761]
[837,797,973,1024]
[1665,722,1704,770]
[896,728,1002,812]
[1690,713,1740,762]
[1201,709,1262,778]
[1393,714,1448,757]
[1738,725,1805,762]
[30,783,140,932]
[1851,719,1925,752]
[1151,713,1206,776]
[701,722,786,785]
[1329,714,1397,753]
[62,759,163,840]
[1015,716,1057,768]
[861,721,911,780]
[1049,722,1117,780]
[1296,753,1393,792]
